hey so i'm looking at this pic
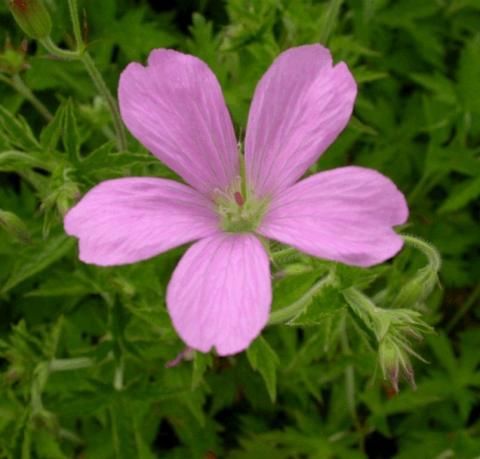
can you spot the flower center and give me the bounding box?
[213,178,269,233]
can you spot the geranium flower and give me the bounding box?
[64,45,408,356]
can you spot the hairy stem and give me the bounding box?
[67,0,84,50]
[402,234,441,272]
[40,36,80,59]
[40,34,127,151]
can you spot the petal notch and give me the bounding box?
[245,45,357,197]
[119,49,239,194]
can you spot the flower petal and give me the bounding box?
[118,49,239,195]
[167,234,271,356]
[258,166,408,267]
[245,44,357,197]
[64,178,219,266]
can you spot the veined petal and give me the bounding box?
[119,49,239,195]
[258,166,408,267]
[167,234,271,356]
[64,178,219,266]
[245,45,357,198]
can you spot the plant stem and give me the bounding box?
[40,35,127,151]
[340,319,358,422]
[67,0,84,50]
[79,52,127,151]
[340,318,365,450]
[268,271,334,325]
[402,234,441,272]
[0,74,52,121]
[49,357,94,372]
[40,36,80,59]
[113,358,124,391]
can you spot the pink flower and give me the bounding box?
[64,45,408,356]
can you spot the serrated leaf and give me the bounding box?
[192,351,213,389]
[349,116,378,136]
[353,66,389,84]
[40,101,67,152]
[33,430,67,459]
[336,264,385,290]
[410,73,457,105]
[0,105,40,151]
[62,99,80,163]
[439,174,480,213]
[289,285,346,326]
[457,34,480,113]
[110,395,137,459]
[2,233,75,294]
[246,336,279,402]
[0,150,49,172]
[79,143,157,171]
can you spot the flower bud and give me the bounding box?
[0,38,29,74]
[0,209,31,243]
[378,337,417,392]
[391,266,438,309]
[8,0,52,40]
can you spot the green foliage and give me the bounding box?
[0,0,479,458]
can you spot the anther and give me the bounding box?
[234,191,244,206]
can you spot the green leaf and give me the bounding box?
[33,430,67,459]
[457,34,480,113]
[353,66,389,84]
[110,395,137,459]
[289,285,346,326]
[192,351,213,389]
[2,233,75,294]
[0,150,50,172]
[410,73,457,105]
[62,99,80,163]
[247,336,279,402]
[79,142,157,171]
[40,101,67,152]
[0,105,40,151]
[439,174,480,213]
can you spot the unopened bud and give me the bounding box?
[0,38,29,74]
[8,0,52,40]
[0,209,31,243]
[392,266,438,309]
[379,337,417,392]
[56,182,81,216]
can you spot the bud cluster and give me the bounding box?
[344,287,433,391]
[376,308,432,392]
